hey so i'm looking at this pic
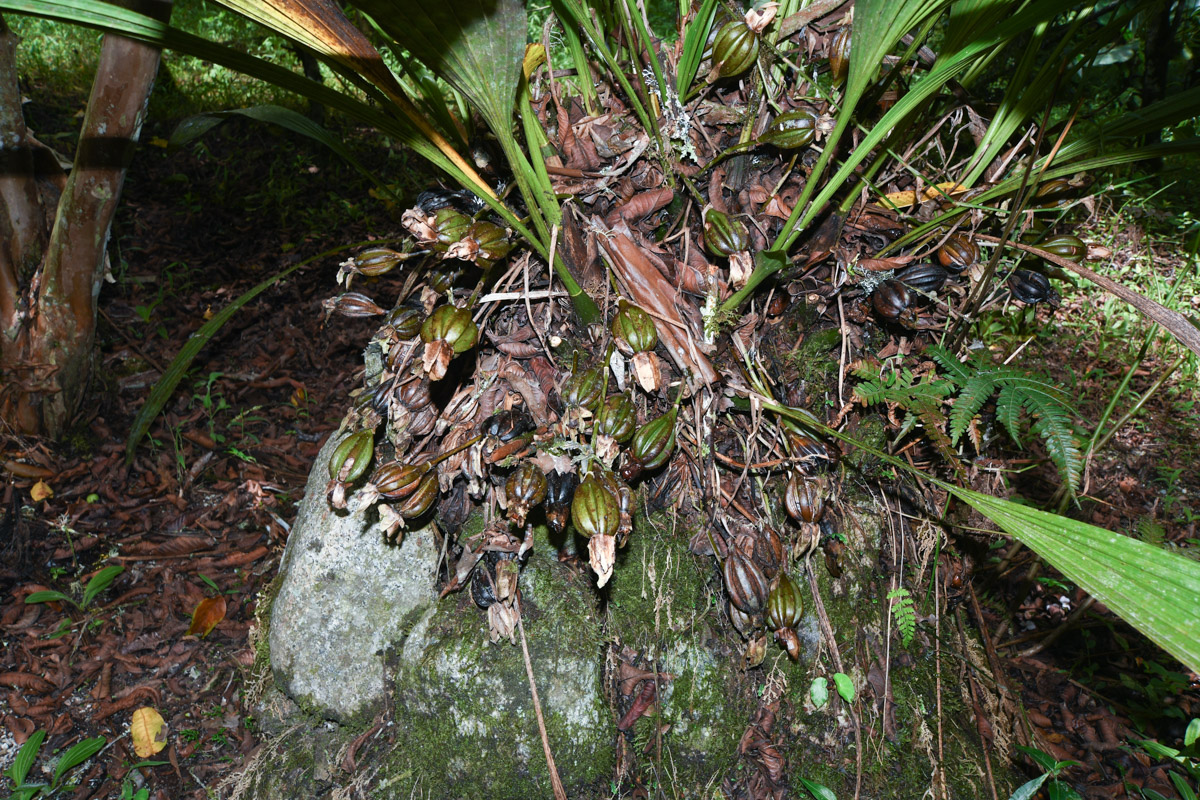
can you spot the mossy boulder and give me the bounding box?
[250,436,1021,798]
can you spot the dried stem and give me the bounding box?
[515,596,567,800]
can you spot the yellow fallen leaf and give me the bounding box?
[30,480,53,501]
[186,595,227,638]
[130,707,167,757]
[148,136,170,148]
[875,181,967,208]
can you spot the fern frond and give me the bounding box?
[996,383,1025,445]
[926,344,972,385]
[1025,396,1084,493]
[912,403,960,467]
[984,369,1078,417]
[948,371,997,445]
[887,587,917,647]
[908,376,956,406]
[849,359,884,381]
[853,344,1082,494]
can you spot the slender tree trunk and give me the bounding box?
[0,16,52,433]
[0,12,170,436]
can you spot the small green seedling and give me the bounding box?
[118,759,167,800]
[3,730,106,799]
[1134,738,1200,798]
[1009,745,1082,800]
[25,565,124,611]
[798,777,836,800]
[832,672,855,703]
[810,677,829,710]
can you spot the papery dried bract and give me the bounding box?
[631,351,662,392]
[494,558,520,603]
[422,339,455,381]
[743,1,778,33]
[776,627,801,661]
[744,632,768,668]
[488,601,518,644]
[589,533,617,587]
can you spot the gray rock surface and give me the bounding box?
[268,431,440,722]
[376,553,613,796]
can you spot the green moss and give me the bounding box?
[782,324,842,389]
[243,495,1018,799]
[370,554,613,797]
[773,491,1021,799]
[232,711,355,800]
[252,573,283,674]
[605,512,749,790]
[844,414,888,475]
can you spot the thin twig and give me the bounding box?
[515,596,567,800]
[956,610,999,800]
[98,306,167,374]
[934,554,948,799]
[1016,596,1096,659]
[805,567,863,800]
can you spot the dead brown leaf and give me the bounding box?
[185,596,227,638]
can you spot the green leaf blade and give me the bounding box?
[799,776,838,800]
[82,565,125,608]
[7,729,45,785]
[810,677,829,709]
[25,591,73,605]
[954,489,1200,673]
[1007,775,1049,800]
[53,736,106,783]
[354,0,525,133]
[832,672,855,703]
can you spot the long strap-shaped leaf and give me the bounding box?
[211,0,497,200]
[723,0,1075,313]
[170,105,399,201]
[758,396,1200,674]
[0,1,450,182]
[124,241,380,461]
[953,488,1200,672]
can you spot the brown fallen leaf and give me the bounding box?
[185,596,227,638]
[130,706,167,758]
[3,460,55,479]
